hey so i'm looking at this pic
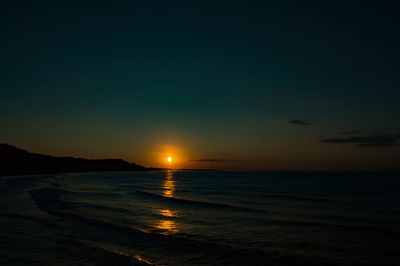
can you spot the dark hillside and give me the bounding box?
[0,144,147,176]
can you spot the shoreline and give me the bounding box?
[0,168,220,178]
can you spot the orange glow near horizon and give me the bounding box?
[151,144,186,168]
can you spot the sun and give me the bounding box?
[167,157,172,162]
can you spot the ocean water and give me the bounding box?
[0,171,399,265]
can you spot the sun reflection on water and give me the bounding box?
[153,220,179,235]
[159,209,177,217]
[152,170,179,234]
[162,170,175,198]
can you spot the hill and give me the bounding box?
[0,144,147,176]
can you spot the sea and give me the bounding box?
[0,171,399,265]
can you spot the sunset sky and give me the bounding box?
[1,1,399,171]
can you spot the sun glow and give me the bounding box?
[153,144,185,168]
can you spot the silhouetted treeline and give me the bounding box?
[0,144,147,176]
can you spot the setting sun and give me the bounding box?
[167,157,172,162]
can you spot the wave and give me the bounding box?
[29,188,135,217]
[1,214,153,265]
[133,190,262,213]
[259,218,400,236]
[260,193,346,204]
[31,186,122,199]
[29,188,400,238]
[2,213,59,228]
[132,192,400,236]
[29,188,337,265]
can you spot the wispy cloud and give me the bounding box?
[340,130,362,135]
[289,120,312,126]
[321,134,400,147]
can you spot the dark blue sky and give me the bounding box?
[1,1,399,170]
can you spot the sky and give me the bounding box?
[1,0,400,171]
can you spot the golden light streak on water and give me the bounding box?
[161,170,175,198]
[153,220,179,235]
[158,209,177,217]
[152,170,179,234]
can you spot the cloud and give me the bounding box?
[340,130,362,135]
[190,159,228,162]
[289,120,312,126]
[321,134,400,147]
